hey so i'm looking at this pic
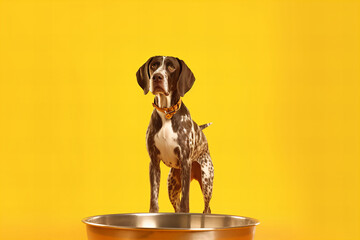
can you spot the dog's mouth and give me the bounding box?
[152,86,169,96]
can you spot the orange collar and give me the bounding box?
[152,98,182,120]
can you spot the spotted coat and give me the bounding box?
[146,102,214,213]
[138,56,214,213]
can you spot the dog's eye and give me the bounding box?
[151,63,158,70]
[168,65,176,72]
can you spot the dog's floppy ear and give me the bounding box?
[136,57,153,95]
[176,58,195,97]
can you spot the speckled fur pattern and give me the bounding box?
[138,56,214,214]
[146,103,214,213]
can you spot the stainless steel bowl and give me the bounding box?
[82,213,259,240]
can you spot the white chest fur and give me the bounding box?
[154,118,179,168]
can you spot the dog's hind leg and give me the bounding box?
[168,168,181,212]
[198,152,214,214]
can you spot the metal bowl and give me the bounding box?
[82,213,260,240]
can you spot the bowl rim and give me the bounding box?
[82,212,260,231]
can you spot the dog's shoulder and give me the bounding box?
[146,110,162,156]
[146,110,162,145]
[147,109,162,133]
[171,102,192,132]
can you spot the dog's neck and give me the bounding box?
[154,92,180,108]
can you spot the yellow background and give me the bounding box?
[0,0,359,239]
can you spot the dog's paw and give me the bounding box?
[203,207,211,214]
[179,202,189,213]
[149,206,159,213]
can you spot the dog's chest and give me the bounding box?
[154,120,179,168]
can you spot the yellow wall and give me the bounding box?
[0,0,359,239]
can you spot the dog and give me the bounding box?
[136,56,214,213]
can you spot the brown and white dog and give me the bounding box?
[136,56,214,213]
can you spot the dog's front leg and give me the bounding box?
[149,159,160,213]
[180,158,191,212]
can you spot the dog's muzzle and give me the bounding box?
[151,73,169,96]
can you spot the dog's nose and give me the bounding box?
[153,73,163,82]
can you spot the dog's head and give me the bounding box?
[136,56,195,97]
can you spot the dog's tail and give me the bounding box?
[199,122,213,130]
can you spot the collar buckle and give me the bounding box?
[153,98,182,120]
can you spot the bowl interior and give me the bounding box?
[83,213,259,230]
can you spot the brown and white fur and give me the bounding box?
[136,56,214,213]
